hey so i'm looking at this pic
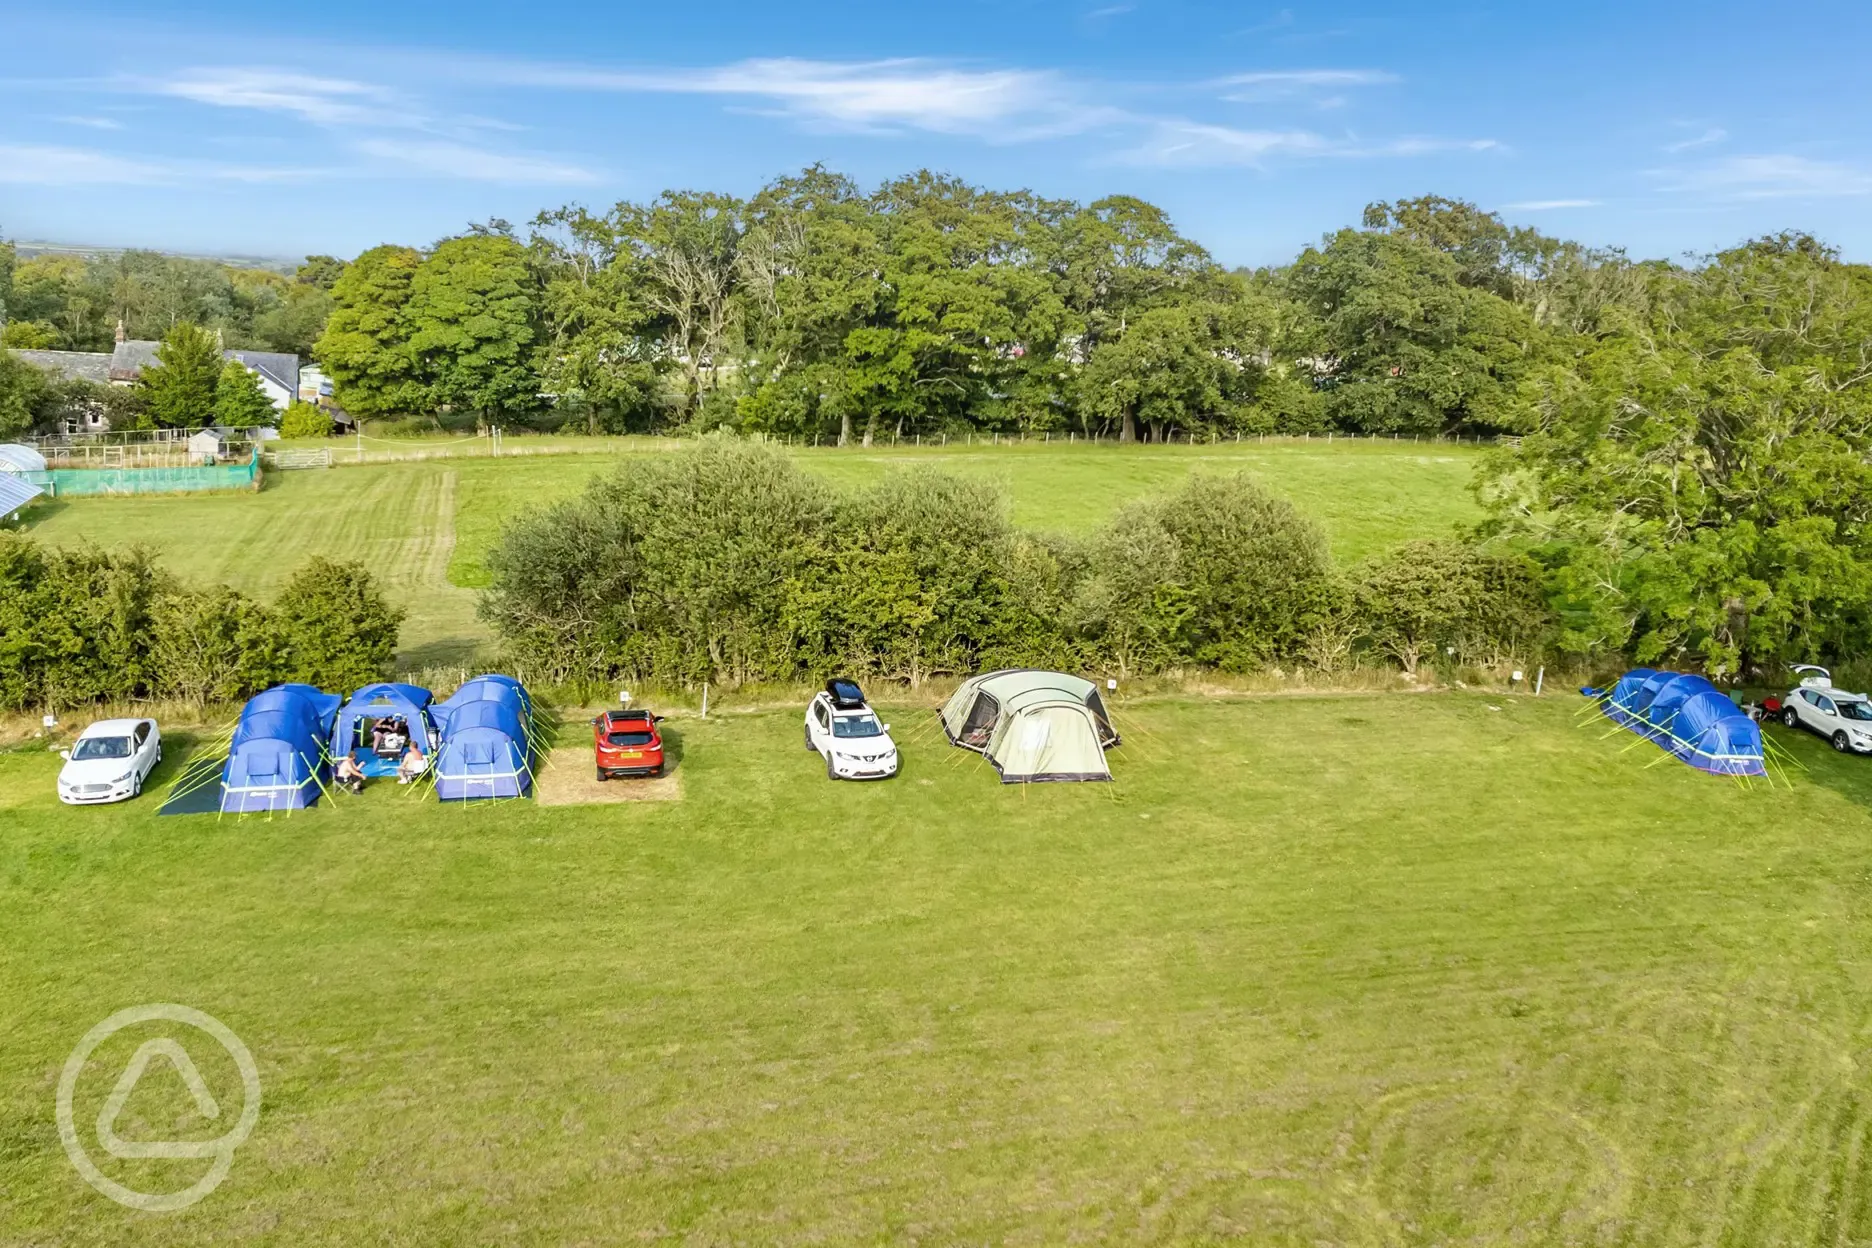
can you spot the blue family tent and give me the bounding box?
[1601,668,1766,777]
[433,674,535,800]
[332,682,437,777]
[221,684,341,812]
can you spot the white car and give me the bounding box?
[57,718,163,804]
[804,679,899,781]
[1780,665,1872,755]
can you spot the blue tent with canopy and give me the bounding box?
[1600,668,1766,777]
[331,682,437,777]
[433,674,534,800]
[221,684,341,812]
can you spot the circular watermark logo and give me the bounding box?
[56,1003,261,1212]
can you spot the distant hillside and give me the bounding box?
[11,240,299,274]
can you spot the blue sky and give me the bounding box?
[3,0,1871,267]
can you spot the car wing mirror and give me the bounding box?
[884,724,892,733]
[589,717,600,725]
[59,749,70,760]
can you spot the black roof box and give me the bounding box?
[825,678,866,709]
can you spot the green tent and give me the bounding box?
[939,670,1120,783]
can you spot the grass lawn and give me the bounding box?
[4,693,1872,1243]
[25,439,1482,666]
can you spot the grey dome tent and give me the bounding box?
[939,669,1120,783]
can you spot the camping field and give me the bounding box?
[23,438,1484,667]
[5,691,1872,1243]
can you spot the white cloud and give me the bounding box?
[152,68,397,126]
[1215,69,1398,88]
[351,138,598,184]
[1663,126,1726,154]
[1214,69,1398,104]
[0,143,317,185]
[1655,154,1872,199]
[49,115,125,131]
[1121,120,1497,167]
[471,56,1111,139]
[1502,199,1599,211]
[0,143,167,184]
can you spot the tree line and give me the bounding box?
[0,539,403,714]
[480,439,1550,688]
[0,243,338,357]
[298,176,1690,444]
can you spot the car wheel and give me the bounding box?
[595,768,606,782]
[805,723,817,751]
[826,754,838,781]
[1783,706,1801,729]
[1834,731,1852,753]
[132,773,142,798]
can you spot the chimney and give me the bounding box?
[115,318,126,345]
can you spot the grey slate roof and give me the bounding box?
[109,340,161,383]
[17,342,301,393]
[10,349,112,385]
[224,350,300,394]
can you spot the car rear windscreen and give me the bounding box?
[606,731,655,746]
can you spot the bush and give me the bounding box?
[1355,539,1551,674]
[485,446,1348,685]
[280,401,333,439]
[0,535,404,714]
[147,586,285,709]
[1066,473,1334,674]
[483,438,827,685]
[0,536,159,709]
[276,558,404,689]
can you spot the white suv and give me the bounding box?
[804,679,899,781]
[57,718,163,804]
[1781,665,1872,754]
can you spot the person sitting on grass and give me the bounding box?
[335,755,366,795]
[397,742,428,785]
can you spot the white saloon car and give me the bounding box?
[804,678,899,781]
[1781,665,1872,755]
[57,718,163,804]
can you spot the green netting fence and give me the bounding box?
[19,450,261,497]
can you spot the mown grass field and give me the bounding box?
[4,693,1872,1243]
[25,439,1483,667]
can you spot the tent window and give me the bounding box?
[961,693,998,745]
[1018,718,1052,752]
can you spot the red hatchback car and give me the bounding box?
[593,709,665,779]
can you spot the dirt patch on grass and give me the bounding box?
[534,747,681,806]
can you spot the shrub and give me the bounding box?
[483,438,826,685]
[1356,539,1551,674]
[0,536,159,710]
[0,536,403,714]
[147,586,285,709]
[280,401,334,439]
[275,558,404,689]
[1067,473,1334,674]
